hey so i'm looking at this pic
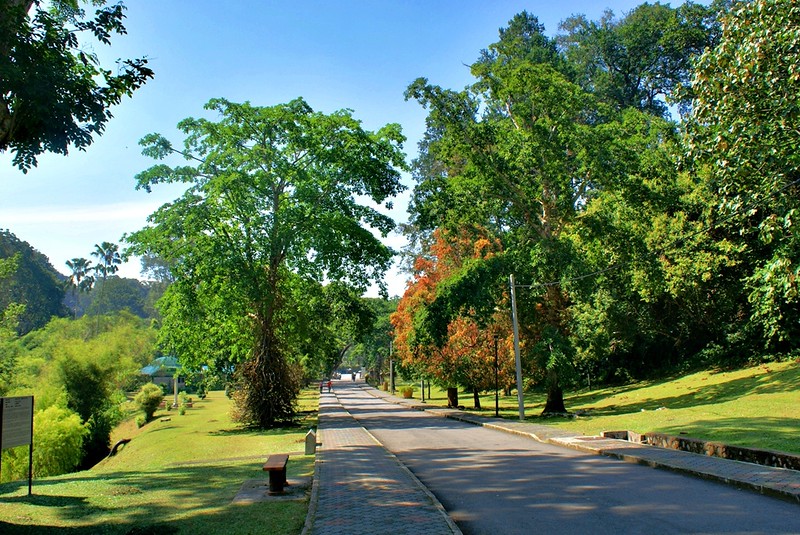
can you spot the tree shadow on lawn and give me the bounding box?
[561,365,799,417]
[209,424,303,437]
[560,379,661,407]
[0,460,310,534]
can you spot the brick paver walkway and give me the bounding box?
[306,391,461,535]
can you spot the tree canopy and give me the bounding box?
[687,0,800,346]
[398,2,753,415]
[0,0,153,172]
[127,97,406,426]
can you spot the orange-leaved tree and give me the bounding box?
[391,227,516,407]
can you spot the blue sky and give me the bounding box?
[1,0,671,296]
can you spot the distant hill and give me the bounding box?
[0,229,68,334]
[1,231,168,332]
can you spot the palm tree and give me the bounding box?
[91,241,122,282]
[65,257,93,317]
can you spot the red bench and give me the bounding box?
[263,454,289,494]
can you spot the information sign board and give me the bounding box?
[1,396,34,450]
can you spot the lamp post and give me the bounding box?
[493,333,499,417]
[510,274,525,421]
[389,339,395,394]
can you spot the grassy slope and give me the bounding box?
[0,390,318,534]
[404,360,800,454]
[547,360,799,453]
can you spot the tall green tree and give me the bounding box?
[404,7,724,412]
[558,1,726,117]
[405,13,619,413]
[562,109,746,380]
[0,0,153,172]
[686,0,800,348]
[126,97,406,427]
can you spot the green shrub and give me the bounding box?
[1,405,88,482]
[400,386,414,399]
[34,406,87,477]
[135,383,164,421]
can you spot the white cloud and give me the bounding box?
[1,200,164,226]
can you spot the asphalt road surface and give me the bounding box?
[336,383,800,535]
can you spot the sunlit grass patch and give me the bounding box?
[0,388,319,534]
[402,360,800,454]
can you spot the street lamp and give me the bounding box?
[493,333,499,417]
[510,274,525,421]
[389,339,395,394]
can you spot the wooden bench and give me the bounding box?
[263,454,289,494]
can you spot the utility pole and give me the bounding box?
[389,339,395,394]
[510,274,525,421]
[494,334,499,417]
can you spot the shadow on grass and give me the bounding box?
[208,424,303,437]
[0,457,311,534]
[563,379,662,406]
[0,492,97,509]
[561,365,800,417]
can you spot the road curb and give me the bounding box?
[299,450,321,535]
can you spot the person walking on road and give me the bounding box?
[327,379,332,392]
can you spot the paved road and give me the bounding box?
[333,382,800,535]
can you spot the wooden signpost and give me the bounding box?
[0,396,34,495]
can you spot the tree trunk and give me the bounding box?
[447,387,458,408]
[472,388,481,410]
[541,368,566,414]
[236,316,299,428]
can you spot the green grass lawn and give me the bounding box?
[399,359,800,454]
[0,389,318,534]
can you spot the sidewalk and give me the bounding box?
[367,385,800,504]
[303,390,461,535]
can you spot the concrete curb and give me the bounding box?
[299,450,321,535]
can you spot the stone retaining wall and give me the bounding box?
[601,430,800,471]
